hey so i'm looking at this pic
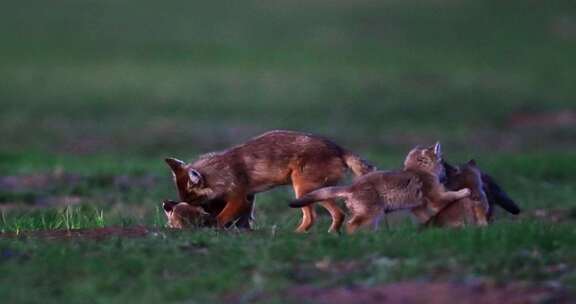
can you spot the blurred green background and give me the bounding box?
[1,1,576,303]
[1,0,575,157]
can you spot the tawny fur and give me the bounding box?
[165,130,374,233]
[290,143,470,234]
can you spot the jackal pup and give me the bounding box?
[428,160,489,227]
[163,200,213,228]
[165,130,374,232]
[162,197,255,229]
[425,160,521,227]
[289,143,470,233]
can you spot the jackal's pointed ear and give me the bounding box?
[187,169,203,187]
[165,158,186,173]
[467,159,477,166]
[433,142,442,157]
[162,200,178,213]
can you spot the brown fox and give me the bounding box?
[425,160,521,227]
[165,130,374,232]
[427,160,489,227]
[289,143,470,233]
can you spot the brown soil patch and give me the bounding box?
[522,208,576,223]
[0,172,159,193]
[0,172,159,208]
[508,109,576,128]
[284,281,570,304]
[0,226,153,240]
[0,171,82,192]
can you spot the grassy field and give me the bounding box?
[0,0,575,303]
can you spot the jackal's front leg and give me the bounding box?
[235,195,256,230]
[216,195,251,228]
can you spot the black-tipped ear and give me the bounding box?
[467,159,477,166]
[433,141,442,157]
[165,158,186,172]
[163,200,178,212]
[188,169,203,186]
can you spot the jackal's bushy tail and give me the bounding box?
[343,152,375,177]
[482,173,521,215]
[289,186,349,208]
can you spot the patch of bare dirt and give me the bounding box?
[314,257,365,274]
[0,172,159,193]
[0,196,83,211]
[551,16,576,41]
[0,171,82,192]
[284,281,570,304]
[0,226,153,240]
[508,109,576,129]
[522,208,576,223]
[286,257,371,284]
[0,171,159,208]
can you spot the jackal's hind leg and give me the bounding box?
[346,215,372,234]
[295,206,317,233]
[291,169,346,233]
[319,200,345,233]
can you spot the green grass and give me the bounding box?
[1,220,574,303]
[0,0,575,302]
[0,151,574,302]
[0,206,105,233]
[1,0,575,155]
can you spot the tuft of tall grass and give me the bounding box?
[0,205,105,233]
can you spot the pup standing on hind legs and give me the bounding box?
[290,143,470,233]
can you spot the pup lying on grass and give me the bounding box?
[289,143,470,233]
[165,130,374,233]
[424,160,520,228]
[163,197,255,229]
[163,200,212,228]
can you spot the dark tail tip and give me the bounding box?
[289,199,309,208]
[502,199,521,215]
[483,173,521,215]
